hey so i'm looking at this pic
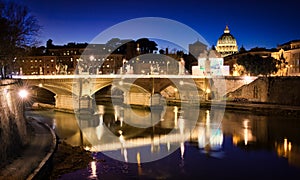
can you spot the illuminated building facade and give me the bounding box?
[12,42,125,75]
[216,25,238,57]
[271,40,300,76]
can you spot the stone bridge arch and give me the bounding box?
[18,75,232,111]
[23,78,75,110]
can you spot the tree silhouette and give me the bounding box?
[159,49,165,54]
[136,38,158,54]
[237,54,278,76]
[239,45,246,53]
[0,0,41,78]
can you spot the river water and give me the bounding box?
[25,104,300,179]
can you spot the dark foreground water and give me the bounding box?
[26,104,300,179]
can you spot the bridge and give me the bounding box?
[13,75,256,111]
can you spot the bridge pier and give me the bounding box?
[123,92,151,106]
[123,92,166,107]
[55,94,74,111]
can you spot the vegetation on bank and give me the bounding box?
[50,141,93,180]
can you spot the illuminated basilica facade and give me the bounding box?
[216,25,238,57]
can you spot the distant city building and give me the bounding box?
[12,42,125,75]
[271,40,300,76]
[216,25,238,57]
[11,38,183,76]
[188,40,207,58]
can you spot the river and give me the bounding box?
[25,103,300,179]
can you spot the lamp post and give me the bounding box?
[167,61,170,74]
[89,55,95,75]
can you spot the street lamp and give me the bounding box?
[18,89,29,99]
[167,61,170,74]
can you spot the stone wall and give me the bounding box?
[211,76,257,99]
[267,77,300,106]
[227,77,300,106]
[0,80,28,164]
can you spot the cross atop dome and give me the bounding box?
[224,25,230,33]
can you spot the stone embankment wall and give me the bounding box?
[0,80,28,164]
[227,77,300,106]
[212,76,257,98]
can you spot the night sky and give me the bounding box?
[15,0,300,50]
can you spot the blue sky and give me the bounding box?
[15,0,300,50]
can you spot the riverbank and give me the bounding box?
[0,117,57,179]
[50,141,93,180]
[167,100,300,117]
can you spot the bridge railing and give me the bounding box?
[12,74,231,79]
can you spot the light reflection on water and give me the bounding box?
[25,105,300,179]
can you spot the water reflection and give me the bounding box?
[25,110,90,146]
[26,104,300,175]
[76,104,201,163]
[276,138,300,168]
[89,161,97,179]
[195,110,223,153]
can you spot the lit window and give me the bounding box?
[22,60,25,62]
[71,58,73,62]
[30,60,33,62]
[39,60,42,62]
[51,59,54,62]
[35,60,37,62]
[107,64,110,67]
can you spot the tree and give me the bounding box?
[46,39,54,49]
[0,0,41,78]
[136,38,158,54]
[159,49,165,54]
[239,45,246,53]
[237,54,278,76]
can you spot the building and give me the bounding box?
[14,56,58,75]
[12,42,125,75]
[216,25,238,57]
[12,38,183,76]
[271,40,300,76]
[188,40,207,58]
